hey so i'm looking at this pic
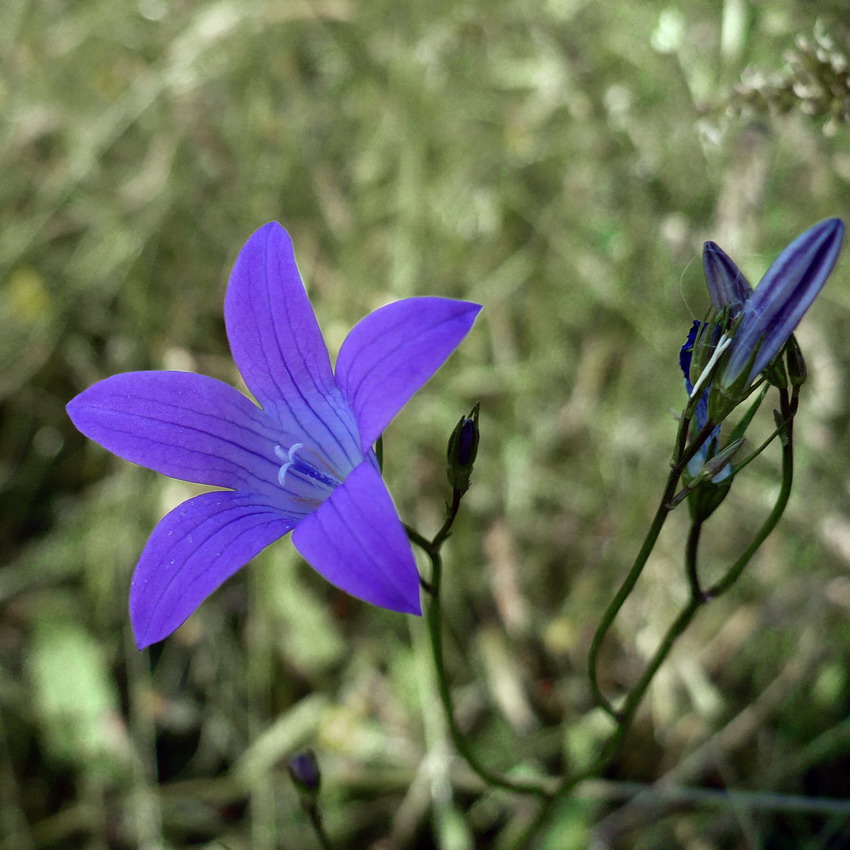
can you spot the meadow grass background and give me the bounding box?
[3,1,850,847]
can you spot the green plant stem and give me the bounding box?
[305,803,333,850]
[707,389,794,599]
[587,417,714,719]
[410,390,797,839]
[425,540,550,798]
[685,516,705,601]
[515,395,798,848]
[728,418,787,475]
[407,489,551,798]
[506,603,703,848]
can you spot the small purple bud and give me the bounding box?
[288,749,321,798]
[457,419,476,465]
[703,241,752,318]
[447,402,480,493]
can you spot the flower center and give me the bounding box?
[275,443,343,509]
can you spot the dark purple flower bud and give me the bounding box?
[456,418,477,466]
[288,749,321,798]
[720,218,844,390]
[703,240,752,318]
[446,402,480,493]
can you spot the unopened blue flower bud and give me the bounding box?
[703,240,752,319]
[719,218,844,391]
[288,749,321,799]
[447,402,480,493]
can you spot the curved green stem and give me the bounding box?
[425,544,549,798]
[685,517,705,601]
[409,389,797,841]
[516,397,797,848]
[507,593,704,849]
[588,417,714,718]
[306,804,333,850]
[407,489,550,798]
[707,390,794,599]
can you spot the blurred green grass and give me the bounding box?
[3,1,850,848]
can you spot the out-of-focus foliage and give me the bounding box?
[2,1,850,848]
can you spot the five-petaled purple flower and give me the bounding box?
[67,223,481,648]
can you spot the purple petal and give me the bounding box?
[335,297,482,452]
[723,218,844,385]
[225,223,363,473]
[67,371,280,493]
[702,241,751,316]
[679,320,701,393]
[131,491,294,648]
[291,461,421,615]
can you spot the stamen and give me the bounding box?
[299,444,345,482]
[275,442,342,493]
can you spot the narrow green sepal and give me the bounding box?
[688,477,733,522]
[785,334,807,388]
[764,356,788,390]
[708,342,761,422]
[728,385,768,444]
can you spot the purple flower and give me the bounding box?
[718,218,844,389]
[67,223,481,648]
[288,750,321,794]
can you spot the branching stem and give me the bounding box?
[513,391,797,848]
[587,416,715,718]
[406,387,797,846]
[407,489,550,798]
